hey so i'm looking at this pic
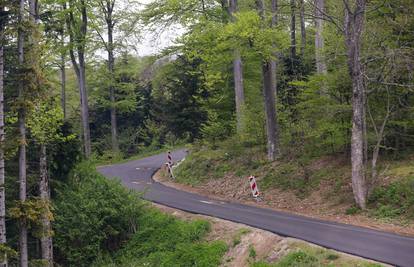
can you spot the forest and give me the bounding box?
[0,0,413,266]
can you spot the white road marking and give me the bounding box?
[200,200,214,205]
[136,167,140,170]
[132,181,140,184]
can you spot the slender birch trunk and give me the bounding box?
[344,0,368,209]
[39,145,53,266]
[0,6,7,266]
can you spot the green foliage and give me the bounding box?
[53,161,145,266]
[248,244,257,259]
[95,209,227,267]
[285,73,351,158]
[27,100,75,144]
[345,206,361,215]
[232,228,250,247]
[9,198,53,238]
[368,177,414,219]
[200,111,234,146]
[0,244,18,262]
[174,148,230,185]
[275,251,318,266]
[251,249,383,267]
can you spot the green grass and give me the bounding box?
[232,228,251,247]
[250,247,383,267]
[96,144,187,166]
[93,209,228,267]
[175,143,341,197]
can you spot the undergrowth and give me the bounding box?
[54,161,227,267]
[368,176,414,220]
[175,140,414,221]
[251,248,382,267]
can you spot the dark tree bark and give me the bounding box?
[299,0,306,57]
[39,145,53,266]
[67,0,91,157]
[227,0,245,133]
[344,0,367,209]
[0,6,7,266]
[18,0,28,264]
[290,0,297,61]
[257,0,280,161]
[315,0,327,75]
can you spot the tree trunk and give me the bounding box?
[0,7,7,266]
[271,0,280,156]
[257,0,279,161]
[315,0,327,75]
[39,145,53,267]
[18,0,28,265]
[262,62,279,161]
[67,0,91,157]
[299,0,306,57]
[233,51,245,132]
[60,35,66,120]
[106,1,119,152]
[290,0,297,61]
[228,0,245,133]
[344,0,367,209]
[78,50,91,157]
[271,0,280,158]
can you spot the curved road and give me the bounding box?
[98,149,414,267]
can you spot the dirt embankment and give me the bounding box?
[153,166,414,237]
[153,203,389,267]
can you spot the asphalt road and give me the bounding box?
[98,149,414,267]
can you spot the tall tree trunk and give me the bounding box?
[257,0,279,161]
[271,0,278,96]
[79,0,91,157]
[78,50,91,157]
[290,0,297,61]
[106,1,119,152]
[315,0,327,75]
[39,145,53,267]
[0,6,7,266]
[60,35,66,120]
[262,62,278,161]
[67,0,91,157]
[18,0,28,264]
[299,0,306,57]
[228,0,245,133]
[344,0,367,209]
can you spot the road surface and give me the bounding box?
[98,149,414,267]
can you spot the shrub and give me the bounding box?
[106,209,227,267]
[276,251,318,267]
[369,177,414,219]
[53,161,145,266]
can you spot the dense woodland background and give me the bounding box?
[0,0,413,266]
